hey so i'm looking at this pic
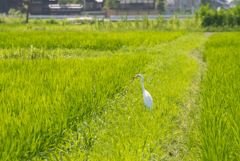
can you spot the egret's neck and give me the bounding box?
[141,81,145,93]
[139,76,145,93]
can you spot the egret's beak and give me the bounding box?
[133,75,137,81]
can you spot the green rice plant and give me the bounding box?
[107,19,114,29]
[38,33,207,160]
[0,31,185,60]
[155,14,163,29]
[0,29,188,160]
[0,31,186,51]
[45,18,59,24]
[26,22,33,30]
[0,23,210,160]
[117,20,122,29]
[135,15,139,29]
[31,18,43,25]
[167,15,175,31]
[97,19,101,29]
[1,16,240,33]
[142,14,149,29]
[0,52,151,160]
[199,32,240,160]
[117,17,125,29]
[175,13,180,30]
[0,14,6,24]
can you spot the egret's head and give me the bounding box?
[133,74,143,81]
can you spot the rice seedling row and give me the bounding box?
[0,31,186,160]
[33,33,208,160]
[0,54,152,160]
[198,32,240,160]
[0,31,186,51]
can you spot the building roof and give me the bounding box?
[166,0,174,5]
[214,0,227,5]
[210,0,229,9]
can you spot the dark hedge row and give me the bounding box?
[196,5,240,27]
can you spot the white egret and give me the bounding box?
[133,74,153,109]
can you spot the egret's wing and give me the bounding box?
[143,90,153,109]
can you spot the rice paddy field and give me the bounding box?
[0,24,239,160]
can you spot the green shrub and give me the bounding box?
[156,14,163,29]
[45,18,59,24]
[32,18,43,24]
[0,14,6,23]
[8,8,16,16]
[185,9,192,15]
[233,5,240,25]
[26,22,33,30]
[135,15,139,29]
[175,13,180,28]
[227,10,234,26]
[142,14,149,29]
[200,4,240,27]
[108,19,113,29]
[216,9,226,26]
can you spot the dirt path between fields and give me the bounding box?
[204,32,215,38]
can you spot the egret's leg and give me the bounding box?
[148,108,155,118]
